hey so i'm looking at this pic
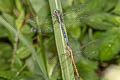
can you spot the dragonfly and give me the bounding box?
[53,9,80,80]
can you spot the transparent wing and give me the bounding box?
[55,38,99,66]
[23,17,80,33]
[23,12,92,33]
[53,38,100,79]
[24,15,53,33]
[67,39,99,63]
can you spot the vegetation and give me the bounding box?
[0,0,120,80]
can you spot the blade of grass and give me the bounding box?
[48,0,75,80]
[0,16,49,80]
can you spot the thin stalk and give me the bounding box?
[11,34,19,71]
[16,64,26,77]
[35,16,49,79]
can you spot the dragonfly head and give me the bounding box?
[53,9,60,16]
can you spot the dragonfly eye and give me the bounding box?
[54,10,57,14]
[54,9,60,14]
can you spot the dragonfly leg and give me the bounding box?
[53,20,57,25]
[61,51,70,57]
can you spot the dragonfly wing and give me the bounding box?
[24,15,53,33]
[30,25,54,33]
[24,16,52,25]
[68,39,99,63]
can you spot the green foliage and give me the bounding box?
[0,0,14,12]
[99,28,120,61]
[0,71,19,80]
[0,0,120,80]
[0,42,12,70]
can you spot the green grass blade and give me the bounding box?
[0,16,49,80]
[48,0,75,80]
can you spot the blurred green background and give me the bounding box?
[0,0,120,80]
